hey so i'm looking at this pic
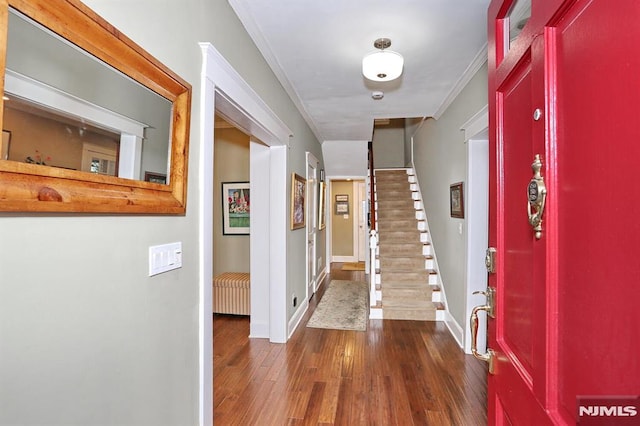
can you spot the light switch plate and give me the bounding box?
[149,242,182,276]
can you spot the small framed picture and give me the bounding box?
[318,181,327,230]
[222,182,250,235]
[450,182,464,218]
[291,173,306,230]
[335,194,349,202]
[144,171,167,184]
[335,201,349,215]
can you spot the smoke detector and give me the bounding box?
[371,91,384,100]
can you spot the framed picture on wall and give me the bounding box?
[335,201,349,215]
[290,173,306,230]
[222,182,250,235]
[318,181,326,230]
[450,182,464,218]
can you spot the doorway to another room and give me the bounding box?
[200,42,292,425]
[329,179,367,267]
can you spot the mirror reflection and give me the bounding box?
[3,8,173,183]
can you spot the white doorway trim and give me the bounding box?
[199,43,292,426]
[355,180,366,262]
[306,152,319,301]
[460,105,489,354]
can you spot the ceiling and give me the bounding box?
[229,0,491,145]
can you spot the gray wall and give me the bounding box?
[0,0,323,424]
[412,63,488,330]
[372,126,405,168]
[404,117,423,167]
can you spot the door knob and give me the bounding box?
[470,287,496,374]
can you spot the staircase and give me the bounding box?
[372,169,443,320]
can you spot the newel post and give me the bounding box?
[369,229,378,306]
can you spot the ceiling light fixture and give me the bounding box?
[362,38,404,82]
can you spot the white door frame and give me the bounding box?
[355,180,366,262]
[199,43,292,426]
[306,152,319,299]
[328,176,365,263]
[461,105,489,354]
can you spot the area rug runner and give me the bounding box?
[307,280,368,331]
[341,262,365,271]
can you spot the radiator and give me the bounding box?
[213,272,250,315]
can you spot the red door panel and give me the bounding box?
[494,45,550,426]
[553,0,640,420]
[488,0,640,425]
[498,56,535,376]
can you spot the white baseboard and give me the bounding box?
[316,267,328,290]
[288,297,308,339]
[444,310,465,349]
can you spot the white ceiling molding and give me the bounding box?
[433,44,488,120]
[228,0,322,142]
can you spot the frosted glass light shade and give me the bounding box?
[362,50,404,82]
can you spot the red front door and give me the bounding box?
[487,0,640,424]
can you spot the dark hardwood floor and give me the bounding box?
[213,263,487,425]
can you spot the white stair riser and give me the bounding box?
[425,258,435,269]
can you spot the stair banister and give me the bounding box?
[368,141,377,308]
[368,141,376,230]
[369,229,378,307]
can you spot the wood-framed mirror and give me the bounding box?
[0,0,191,213]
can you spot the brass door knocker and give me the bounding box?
[527,154,547,239]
